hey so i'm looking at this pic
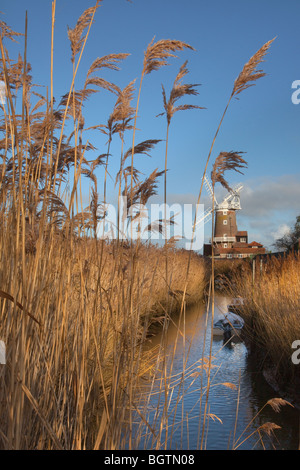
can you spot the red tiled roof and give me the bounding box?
[236,231,248,236]
[215,246,266,255]
[248,241,263,247]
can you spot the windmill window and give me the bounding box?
[224,243,228,248]
[223,220,227,225]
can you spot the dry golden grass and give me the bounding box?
[0,6,208,452]
[0,1,277,450]
[0,2,206,448]
[0,216,205,449]
[228,254,300,389]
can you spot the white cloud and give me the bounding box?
[238,174,300,218]
[270,223,291,241]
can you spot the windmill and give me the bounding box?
[196,175,243,245]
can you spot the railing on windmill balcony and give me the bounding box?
[210,236,236,243]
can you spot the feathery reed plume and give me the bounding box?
[235,421,281,450]
[124,139,162,164]
[67,2,101,64]
[85,53,130,96]
[87,53,130,77]
[114,139,160,187]
[158,60,204,125]
[211,151,247,191]
[142,38,194,76]
[112,81,137,240]
[52,2,100,190]
[80,55,130,213]
[100,81,136,181]
[266,398,294,413]
[130,38,195,217]
[67,41,129,220]
[125,168,165,244]
[59,88,97,119]
[80,153,106,237]
[112,79,136,129]
[257,422,281,437]
[233,394,293,450]
[118,140,161,202]
[39,188,70,225]
[232,38,275,97]
[86,153,107,176]
[97,79,133,214]
[131,168,165,207]
[0,20,23,42]
[157,59,204,306]
[0,53,32,97]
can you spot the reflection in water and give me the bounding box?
[134,295,300,450]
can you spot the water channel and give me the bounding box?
[134,295,300,450]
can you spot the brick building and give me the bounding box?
[203,207,266,259]
[201,176,266,259]
[204,237,266,258]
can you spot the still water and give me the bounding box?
[134,295,300,450]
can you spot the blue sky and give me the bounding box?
[1,0,299,250]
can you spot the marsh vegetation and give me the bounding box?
[0,0,293,450]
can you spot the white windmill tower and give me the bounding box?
[197,175,243,247]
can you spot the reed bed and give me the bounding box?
[0,0,279,450]
[0,2,206,449]
[227,253,300,400]
[0,226,204,449]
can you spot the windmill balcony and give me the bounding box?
[211,236,236,243]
